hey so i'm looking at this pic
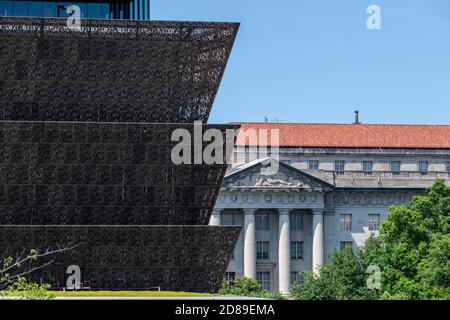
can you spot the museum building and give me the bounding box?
[211,121,450,294]
[0,0,240,292]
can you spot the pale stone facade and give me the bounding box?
[211,146,450,293]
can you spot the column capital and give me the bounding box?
[243,208,258,215]
[312,208,324,215]
[278,208,291,215]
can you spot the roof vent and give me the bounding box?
[354,110,361,124]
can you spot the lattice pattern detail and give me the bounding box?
[0,17,241,293]
[0,121,238,225]
[0,226,240,292]
[0,18,239,123]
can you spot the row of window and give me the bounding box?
[0,0,150,20]
[256,241,304,260]
[340,214,380,231]
[226,241,355,290]
[304,160,450,174]
[228,266,357,290]
[222,212,380,232]
[255,240,354,261]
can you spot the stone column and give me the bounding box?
[312,209,324,276]
[209,209,221,226]
[278,209,291,295]
[243,208,257,279]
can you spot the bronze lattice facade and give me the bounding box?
[0,18,238,123]
[0,17,240,292]
[0,226,240,292]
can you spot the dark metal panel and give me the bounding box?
[0,121,239,225]
[0,225,241,292]
[0,17,239,123]
[0,16,240,292]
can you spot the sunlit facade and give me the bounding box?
[212,122,450,294]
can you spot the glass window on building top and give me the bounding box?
[0,0,151,20]
[0,1,13,16]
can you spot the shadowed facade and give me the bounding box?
[0,226,240,292]
[0,16,240,292]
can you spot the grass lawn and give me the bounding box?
[49,291,221,297]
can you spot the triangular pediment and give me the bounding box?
[223,158,334,191]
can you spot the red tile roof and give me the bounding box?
[232,123,450,149]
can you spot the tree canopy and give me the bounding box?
[291,179,450,300]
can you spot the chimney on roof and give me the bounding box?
[354,110,361,124]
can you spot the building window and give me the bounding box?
[418,161,428,174]
[256,213,269,231]
[308,160,319,170]
[446,162,450,173]
[363,161,373,174]
[340,241,353,250]
[291,272,302,285]
[335,161,345,174]
[0,0,151,20]
[290,241,304,260]
[224,272,236,285]
[256,241,270,260]
[368,214,380,231]
[256,272,270,291]
[340,214,352,231]
[390,161,401,175]
[221,213,234,226]
[13,0,28,16]
[290,213,303,231]
[0,1,13,16]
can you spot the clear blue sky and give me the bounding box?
[153,0,450,125]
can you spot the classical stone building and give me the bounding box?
[211,122,450,294]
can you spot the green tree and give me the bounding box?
[1,245,77,299]
[4,277,54,300]
[291,180,450,300]
[291,246,379,300]
[219,277,284,300]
